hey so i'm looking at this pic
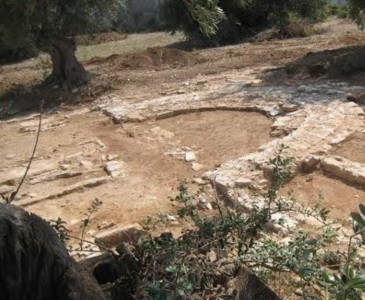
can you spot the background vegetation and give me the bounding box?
[161,0,329,45]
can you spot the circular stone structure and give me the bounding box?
[2,66,365,251]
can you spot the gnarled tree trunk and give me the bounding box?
[0,204,105,300]
[49,37,89,91]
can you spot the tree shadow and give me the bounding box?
[0,83,74,120]
[166,34,257,52]
[260,43,365,86]
[0,73,113,121]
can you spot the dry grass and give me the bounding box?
[0,31,185,96]
[76,31,186,62]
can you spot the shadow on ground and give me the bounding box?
[3,39,365,121]
[0,73,114,121]
[0,45,205,120]
[261,43,365,85]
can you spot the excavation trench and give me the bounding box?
[280,131,365,220]
[6,109,273,242]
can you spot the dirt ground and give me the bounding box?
[280,131,365,221]
[0,109,272,238]
[76,31,128,46]
[2,17,365,244]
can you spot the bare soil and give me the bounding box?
[329,132,365,164]
[1,17,365,239]
[281,172,365,220]
[76,31,128,46]
[281,132,365,220]
[0,110,272,238]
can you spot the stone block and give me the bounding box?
[322,156,365,185]
[95,223,145,248]
[234,178,252,188]
[185,151,196,162]
[301,155,321,173]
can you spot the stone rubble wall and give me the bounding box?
[94,66,365,239]
[2,66,365,258]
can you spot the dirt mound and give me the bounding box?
[330,33,365,47]
[285,44,365,78]
[76,31,128,46]
[90,46,206,70]
[121,46,206,69]
[87,54,121,65]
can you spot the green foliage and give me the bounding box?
[327,3,349,19]
[142,212,174,231]
[132,145,365,299]
[161,0,328,44]
[321,265,365,300]
[49,217,70,243]
[79,197,103,250]
[161,0,225,38]
[348,0,365,29]
[267,144,293,192]
[0,0,124,61]
[50,198,103,253]
[135,146,286,296]
[319,203,365,300]
[46,143,365,299]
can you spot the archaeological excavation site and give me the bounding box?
[2,5,365,299]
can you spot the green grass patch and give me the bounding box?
[76,32,185,62]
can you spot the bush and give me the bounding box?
[349,0,365,28]
[161,0,328,45]
[0,38,39,64]
[128,145,365,299]
[278,21,312,39]
[53,144,365,299]
[327,3,349,19]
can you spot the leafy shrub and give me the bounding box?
[53,144,365,299]
[131,145,365,299]
[161,0,328,45]
[327,3,349,19]
[0,38,39,64]
[348,0,365,28]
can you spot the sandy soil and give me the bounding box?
[280,131,365,221]
[0,109,272,238]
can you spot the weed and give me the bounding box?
[49,143,365,299]
[133,144,365,299]
[79,197,103,250]
[142,212,176,231]
[327,4,349,19]
[50,197,105,253]
[49,217,70,243]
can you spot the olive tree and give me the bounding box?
[161,0,328,44]
[348,0,365,28]
[0,0,123,90]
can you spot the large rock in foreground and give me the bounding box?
[0,204,105,300]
